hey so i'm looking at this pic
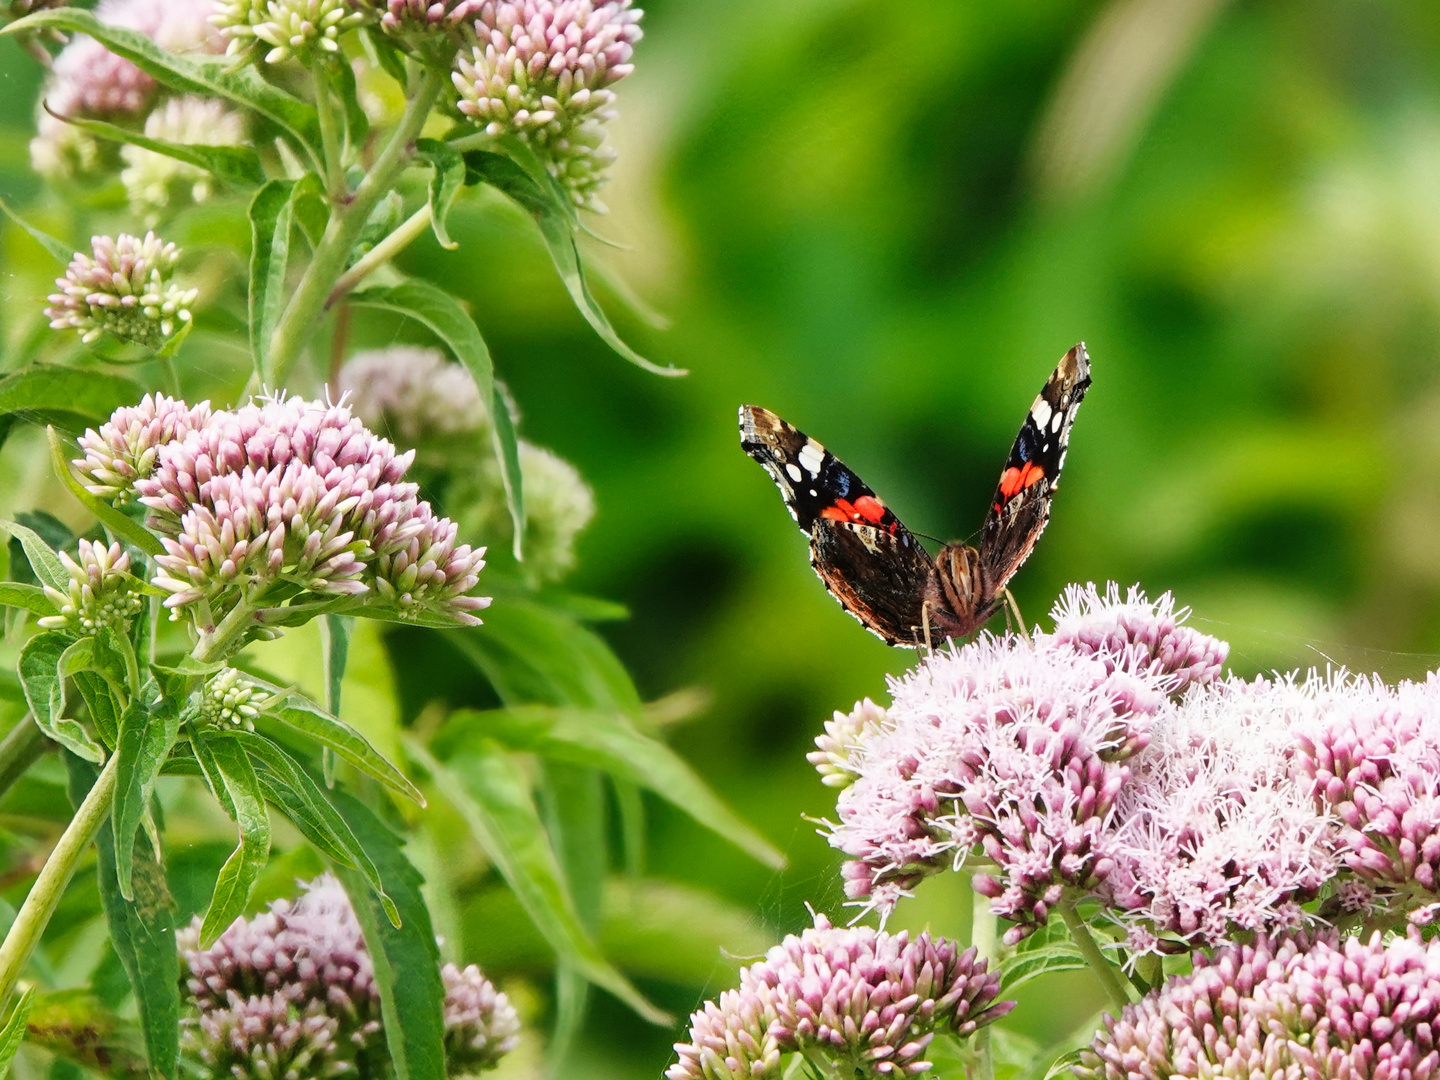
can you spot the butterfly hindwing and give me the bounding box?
[977,343,1092,592]
[810,519,942,647]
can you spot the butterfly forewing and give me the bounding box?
[977,343,1092,592]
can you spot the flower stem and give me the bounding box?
[1057,899,1132,1013]
[327,203,432,306]
[193,598,259,666]
[263,63,445,389]
[313,63,347,201]
[0,749,119,1007]
[0,715,49,803]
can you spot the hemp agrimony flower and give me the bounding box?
[45,232,196,348]
[75,393,490,628]
[452,0,643,210]
[1077,931,1440,1080]
[212,0,367,63]
[808,697,886,790]
[181,875,520,1079]
[121,97,247,217]
[37,540,144,635]
[193,668,272,730]
[338,346,488,447]
[469,441,594,582]
[667,912,1010,1080]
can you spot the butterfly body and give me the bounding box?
[739,343,1092,647]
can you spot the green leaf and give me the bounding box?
[416,139,465,250]
[348,281,525,553]
[194,734,272,945]
[5,10,323,164]
[999,918,1088,994]
[111,700,179,901]
[0,196,72,264]
[0,520,67,592]
[65,755,180,1080]
[0,367,141,427]
[489,381,524,560]
[0,582,54,617]
[462,150,683,378]
[224,731,396,922]
[19,632,103,763]
[406,737,670,1025]
[438,706,783,869]
[41,106,266,188]
[262,696,425,806]
[444,596,641,711]
[46,428,162,557]
[248,179,296,382]
[0,986,33,1080]
[328,790,446,1080]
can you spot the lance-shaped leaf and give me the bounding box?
[0,986,33,1080]
[42,106,266,188]
[193,733,272,945]
[444,596,640,711]
[416,139,465,250]
[329,791,446,1080]
[2,519,69,592]
[406,737,669,1025]
[0,582,54,617]
[47,428,162,557]
[19,632,103,763]
[349,282,524,556]
[0,368,142,428]
[226,729,396,925]
[437,707,783,869]
[0,196,72,263]
[3,10,323,164]
[65,756,180,1080]
[260,695,425,806]
[462,150,682,378]
[112,700,180,900]
[249,179,296,382]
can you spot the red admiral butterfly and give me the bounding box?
[739,343,1092,648]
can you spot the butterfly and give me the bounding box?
[739,343,1092,648]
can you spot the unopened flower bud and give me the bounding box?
[45,232,196,348]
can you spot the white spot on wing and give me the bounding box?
[1051,411,1064,433]
[798,440,825,476]
[1030,398,1053,430]
[785,463,803,482]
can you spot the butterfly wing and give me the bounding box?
[740,405,941,646]
[977,342,1093,591]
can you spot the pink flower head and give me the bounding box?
[74,392,212,502]
[78,394,490,626]
[667,912,1010,1080]
[1051,583,1228,695]
[1077,931,1440,1080]
[452,0,643,209]
[442,963,522,1073]
[1296,670,1440,907]
[827,629,1166,939]
[32,0,224,175]
[1099,673,1337,955]
[45,232,197,347]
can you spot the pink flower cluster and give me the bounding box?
[667,912,1009,1080]
[1078,931,1440,1080]
[181,875,519,1080]
[75,393,490,626]
[823,586,1376,955]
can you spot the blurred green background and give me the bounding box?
[7,0,1440,1076]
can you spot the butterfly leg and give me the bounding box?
[1003,588,1033,645]
[922,601,934,656]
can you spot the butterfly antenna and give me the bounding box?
[1004,589,1033,645]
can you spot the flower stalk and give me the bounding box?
[0,715,49,804]
[1057,899,1132,1012]
[328,203,434,306]
[263,63,446,387]
[0,748,120,1008]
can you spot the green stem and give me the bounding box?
[193,597,259,666]
[313,64,347,201]
[263,63,445,388]
[1057,899,1132,1012]
[0,749,119,1007]
[0,715,50,804]
[327,204,432,306]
